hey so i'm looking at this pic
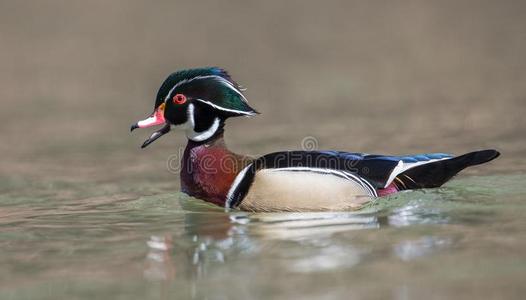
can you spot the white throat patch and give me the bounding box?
[184,103,220,142]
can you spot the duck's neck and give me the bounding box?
[180,133,250,206]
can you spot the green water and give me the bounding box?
[1,174,525,299]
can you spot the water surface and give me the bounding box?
[1,174,525,299]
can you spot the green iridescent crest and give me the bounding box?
[156,67,258,116]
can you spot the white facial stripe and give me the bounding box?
[211,76,249,103]
[194,99,256,116]
[184,103,221,142]
[225,163,253,209]
[165,74,250,105]
[187,103,195,128]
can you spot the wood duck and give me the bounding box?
[131,67,500,212]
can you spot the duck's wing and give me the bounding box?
[250,150,455,187]
[334,151,456,188]
[282,150,499,189]
[383,149,499,189]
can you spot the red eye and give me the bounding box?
[172,94,187,104]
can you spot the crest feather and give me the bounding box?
[157,67,258,116]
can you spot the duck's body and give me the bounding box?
[178,133,498,211]
[131,67,500,212]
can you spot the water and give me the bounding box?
[1,174,525,299]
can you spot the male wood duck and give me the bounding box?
[131,67,500,212]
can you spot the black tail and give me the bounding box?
[395,149,500,190]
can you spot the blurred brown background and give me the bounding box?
[1,0,525,186]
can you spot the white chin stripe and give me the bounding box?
[185,103,221,142]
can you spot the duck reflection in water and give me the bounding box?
[143,210,380,281]
[142,202,453,298]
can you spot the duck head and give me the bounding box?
[131,67,258,148]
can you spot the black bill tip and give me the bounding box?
[130,123,139,132]
[141,139,153,149]
[140,124,171,149]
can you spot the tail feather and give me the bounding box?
[395,149,500,190]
